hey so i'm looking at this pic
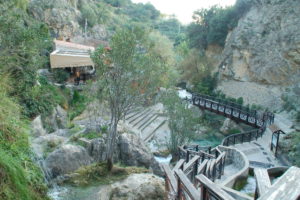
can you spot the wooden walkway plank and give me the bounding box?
[258,166,300,200]
[184,155,200,172]
[198,159,208,174]
[173,159,185,172]
[162,164,177,192]
[254,168,271,197]
[196,174,235,200]
[175,169,201,200]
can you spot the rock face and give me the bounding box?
[32,115,47,137]
[218,0,300,111]
[29,0,81,39]
[45,144,92,178]
[98,173,165,200]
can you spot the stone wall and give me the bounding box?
[218,146,249,188]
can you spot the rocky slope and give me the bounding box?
[217,0,300,112]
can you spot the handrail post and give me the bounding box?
[177,175,182,199]
[193,158,199,183]
[208,147,211,154]
[186,150,190,163]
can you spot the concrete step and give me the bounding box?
[129,109,153,126]
[138,113,158,130]
[141,117,167,142]
[125,108,143,120]
[127,108,151,124]
[133,111,155,128]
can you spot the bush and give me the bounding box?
[52,69,70,83]
[80,4,98,27]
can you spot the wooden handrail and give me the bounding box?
[196,174,235,200]
[175,169,201,200]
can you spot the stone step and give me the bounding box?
[133,111,156,128]
[129,109,153,127]
[127,108,151,124]
[140,114,160,131]
[144,120,167,143]
[125,108,143,120]
[141,117,167,142]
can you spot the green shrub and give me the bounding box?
[52,69,70,83]
[68,90,88,120]
[80,4,97,27]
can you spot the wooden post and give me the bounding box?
[177,176,182,199]
[201,185,207,200]
[193,159,199,183]
[186,150,190,162]
[242,134,244,143]
[195,145,199,152]
[208,147,211,154]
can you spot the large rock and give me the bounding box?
[87,137,108,162]
[98,173,165,200]
[32,134,67,158]
[45,144,92,178]
[43,105,68,132]
[32,115,47,137]
[118,133,163,176]
[118,133,153,167]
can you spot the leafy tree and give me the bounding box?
[187,0,253,49]
[162,91,200,158]
[122,3,160,23]
[155,18,182,41]
[92,27,168,170]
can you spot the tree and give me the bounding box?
[162,91,200,158]
[92,27,168,170]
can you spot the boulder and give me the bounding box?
[118,133,163,176]
[118,133,153,167]
[98,173,165,200]
[87,137,107,162]
[45,144,92,178]
[43,105,68,132]
[32,115,47,137]
[32,134,67,158]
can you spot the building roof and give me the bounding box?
[50,40,95,69]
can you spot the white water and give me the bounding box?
[178,89,192,100]
[154,154,172,164]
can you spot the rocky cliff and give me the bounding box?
[217,0,300,112]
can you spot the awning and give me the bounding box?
[50,40,95,69]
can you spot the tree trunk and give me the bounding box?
[106,116,118,171]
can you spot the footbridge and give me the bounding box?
[163,91,300,200]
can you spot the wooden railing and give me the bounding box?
[178,145,226,183]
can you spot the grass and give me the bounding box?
[233,178,248,191]
[64,162,149,186]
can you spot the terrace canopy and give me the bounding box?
[50,40,95,69]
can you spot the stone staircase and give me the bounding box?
[121,103,169,143]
